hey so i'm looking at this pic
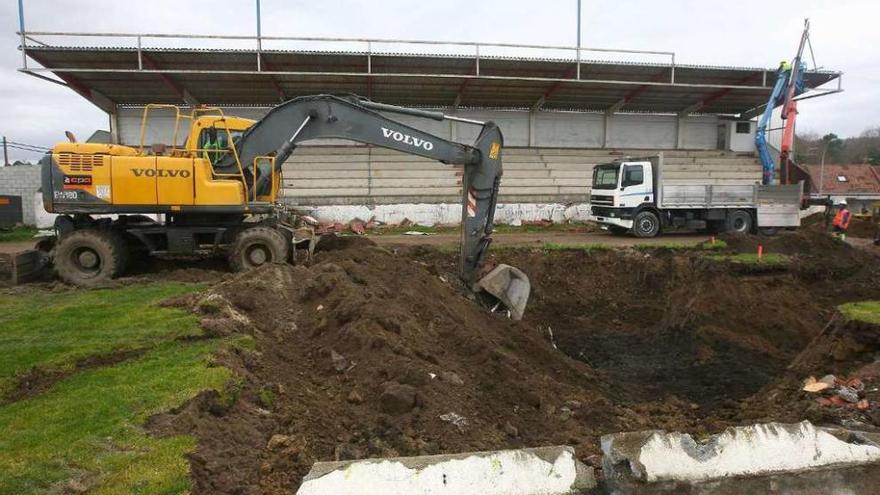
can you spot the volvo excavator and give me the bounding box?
[38,94,530,318]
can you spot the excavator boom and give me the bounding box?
[214,95,529,318]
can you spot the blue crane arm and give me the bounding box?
[756,69,790,185]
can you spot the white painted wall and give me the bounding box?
[726,120,757,152]
[116,106,720,150]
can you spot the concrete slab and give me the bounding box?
[602,421,880,494]
[296,445,595,495]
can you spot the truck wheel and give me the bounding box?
[727,210,753,234]
[55,229,128,286]
[229,226,290,272]
[633,211,661,238]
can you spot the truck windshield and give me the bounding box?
[593,164,620,190]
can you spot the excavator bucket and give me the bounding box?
[475,264,531,320]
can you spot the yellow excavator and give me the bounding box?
[38,94,530,318]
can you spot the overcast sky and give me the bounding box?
[1,0,877,161]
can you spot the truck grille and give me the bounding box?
[590,194,614,206]
[56,153,106,172]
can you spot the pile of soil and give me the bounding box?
[145,229,880,493]
[149,238,618,494]
[733,315,880,429]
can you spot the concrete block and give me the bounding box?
[296,445,595,495]
[602,421,880,494]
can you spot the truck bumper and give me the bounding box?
[589,205,634,230]
[589,215,633,230]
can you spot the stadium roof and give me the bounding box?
[17,32,842,117]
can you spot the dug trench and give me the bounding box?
[145,231,880,494]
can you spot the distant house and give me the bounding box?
[804,164,880,212]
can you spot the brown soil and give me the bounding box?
[142,229,880,493]
[732,316,880,429]
[149,238,618,494]
[3,348,147,404]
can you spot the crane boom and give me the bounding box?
[756,19,810,185]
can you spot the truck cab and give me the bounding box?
[589,159,656,235]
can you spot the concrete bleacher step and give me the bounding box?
[281,146,761,204]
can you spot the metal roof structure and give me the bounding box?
[17,31,842,117]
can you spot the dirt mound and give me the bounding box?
[733,315,880,429]
[150,242,616,494]
[144,229,880,493]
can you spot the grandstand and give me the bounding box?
[17,30,841,223]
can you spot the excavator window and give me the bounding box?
[198,126,243,166]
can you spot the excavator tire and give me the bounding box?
[228,226,290,272]
[54,229,128,287]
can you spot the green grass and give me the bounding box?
[0,284,204,395]
[839,301,880,325]
[632,239,728,251]
[0,283,234,494]
[539,242,611,253]
[708,252,790,266]
[0,226,38,243]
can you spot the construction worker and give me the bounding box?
[832,200,852,240]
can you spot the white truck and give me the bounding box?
[588,154,802,237]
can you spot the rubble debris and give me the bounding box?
[602,421,880,494]
[439,412,469,431]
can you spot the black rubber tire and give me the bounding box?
[608,226,629,236]
[727,210,754,235]
[54,229,128,286]
[633,211,661,238]
[228,226,290,272]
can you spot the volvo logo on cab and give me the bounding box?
[380,127,434,151]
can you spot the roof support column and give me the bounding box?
[603,110,613,148]
[108,106,120,144]
[528,108,538,147]
[675,115,686,150]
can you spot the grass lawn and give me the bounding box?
[0,284,204,395]
[0,283,234,494]
[0,226,38,243]
[839,301,880,325]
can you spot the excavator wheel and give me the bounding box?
[229,226,290,272]
[54,229,128,287]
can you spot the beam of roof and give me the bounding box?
[451,60,479,110]
[23,51,115,113]
[606,69,670,114]
[258,55,287,102]
[678,71,763,116]
[140,53,199,106]
[532,65,577,111]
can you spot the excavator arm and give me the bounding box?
[215,94,529,318]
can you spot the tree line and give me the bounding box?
[795,126,880,165]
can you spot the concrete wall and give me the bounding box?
[115,106,720,150]
[0,165,41,225]
[726,120,757,153]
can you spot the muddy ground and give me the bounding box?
[3,221,880,493]
[136,228,880,494]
